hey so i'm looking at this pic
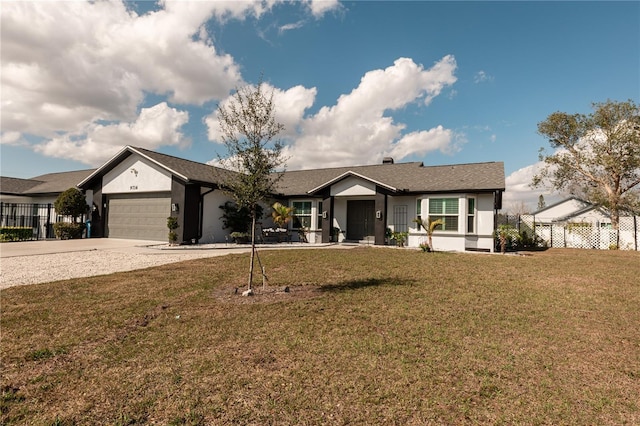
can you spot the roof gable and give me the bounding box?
[307,170,398,194]
[78,146,238,189]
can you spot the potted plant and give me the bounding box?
[392,231,408,247]
[167,216,179,245]
[230,231,250,244]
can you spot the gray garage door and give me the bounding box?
[106,193,171,241]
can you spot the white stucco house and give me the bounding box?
[2,146,506,251]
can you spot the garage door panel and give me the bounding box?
[107,193,171,241]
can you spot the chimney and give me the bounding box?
[382,157,394,164]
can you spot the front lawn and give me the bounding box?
[1,248,639,424]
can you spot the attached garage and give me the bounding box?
[106,192,171,241]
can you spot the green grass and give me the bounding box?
[1,247,639,425]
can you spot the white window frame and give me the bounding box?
[291,200,312,230]
[467,196,476,234]
[317,200,323,230]
[428,197,459,232]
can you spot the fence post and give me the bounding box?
[635,216,638,252]
[46,203,52,239]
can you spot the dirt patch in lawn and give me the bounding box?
[212,284,325,304]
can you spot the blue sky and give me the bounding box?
[1,1,638,211]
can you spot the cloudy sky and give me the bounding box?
[1,0,638,211]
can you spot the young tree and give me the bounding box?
[533,99,640,230]
[215,79,286,293]
[414,216,444,252]
[54,187,87,221]
[53,187,88,239]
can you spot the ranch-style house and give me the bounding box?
[1,146,505,252]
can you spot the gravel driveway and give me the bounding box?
[0,239,336,289]
[0,239,252,289]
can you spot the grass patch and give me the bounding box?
[1,247,639,424]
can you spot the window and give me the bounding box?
[428,198,458,231]
[393,205,408,233]
[416,199,422,217]
[292,201,312,229]
[317,201,323,230]
[467,197,476,233]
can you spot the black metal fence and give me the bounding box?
[0,202,57,240]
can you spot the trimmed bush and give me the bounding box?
[53,222,85,240]
[54,188,88,220]
[0,227,33,242]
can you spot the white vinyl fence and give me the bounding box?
[520,214,639,251]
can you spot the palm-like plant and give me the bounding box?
[413,216,444,252]
[271,202,294,229]
[495,224,520,254]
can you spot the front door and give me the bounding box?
[346,200,375,241]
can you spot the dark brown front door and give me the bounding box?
[347,200,375,240]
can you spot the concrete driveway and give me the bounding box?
[0,238,168,257]
[0,238,341,289]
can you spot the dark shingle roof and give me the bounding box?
[25,169,96,194]
[10,145,503,197]
[1,170,95,195]
[133,147,239,185]
[275,161,505,196]
[1,177,44,195]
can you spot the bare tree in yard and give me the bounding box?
[533,99,640,232]
[216,79,286,294]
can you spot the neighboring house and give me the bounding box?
[1,170,95,238]
[531,196,610,225]
[523,197,639,250]
[1,170,95,205]
[3,146,506,251]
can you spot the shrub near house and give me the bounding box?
[52,188,87,239]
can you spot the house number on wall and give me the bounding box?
[130,185,138,190]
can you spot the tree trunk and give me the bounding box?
[247,211,256,291]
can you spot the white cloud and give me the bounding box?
[306,0,342,18]
[206,56,459,169]
[387,127,464,160]
[0,131,23,145]
[1,0,336,165]
[285,56,459,169]
[34,103,189,166]
[504,162,564,212]
[474,70,494,84]
[0,0,243,139]
[279,21,305,33]
[1,0,338,166]
[205,84,318,142]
